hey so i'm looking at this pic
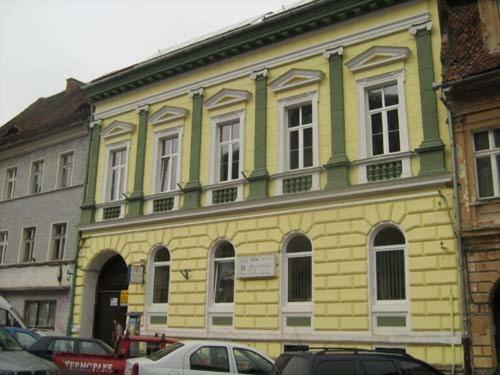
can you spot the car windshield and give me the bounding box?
[0,330,23,351]
[148,342,184,361]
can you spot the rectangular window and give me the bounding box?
[474,129,500,198]
[58,152,74,188]
[367,84,401,156]
[30,160,44,194]
[24,300,56,329]
[51,223,67,260]
[3,167,16,200]
[287,256,312,302]
[0,231,7,264]
[108,148,127,201]
[216,119,240,182]
[286,103,313,170]
[159,135,179,192]
[22,227,36,263]
[375,249,405,301]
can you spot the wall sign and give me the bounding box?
[110,297,118,307]
[237,254,276,279]
[120,290,128,306]
[128,264,144,284]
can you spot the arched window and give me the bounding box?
[371,226,408,330]
[282,234,312,329]
[209,241,235,328]
[151,246,170,304]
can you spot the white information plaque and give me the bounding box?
[237,254,276,279]
[128,264,144,284]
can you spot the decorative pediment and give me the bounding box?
[148,105,189,125]
[101,120,135,139]
[204,89,251,110]
[346,46,410,72]
[269,69,324,93]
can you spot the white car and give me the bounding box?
[125,340,276,375]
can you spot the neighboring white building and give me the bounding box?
[0,78,89,334]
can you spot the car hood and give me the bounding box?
[0,351,56,371]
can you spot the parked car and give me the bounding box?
[50,334,177,375]
[0,328,58,374]
[274,348,444,375]
[125,341,276,375]
[2,326,41,349]
[28,335,114,361]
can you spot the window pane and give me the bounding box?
[400,360,441,375]
[231,143,240,180]
[369,89,383,110]
[384,84,399,106]
[220,145,229,181]
[477,157,494,197]
[214,243,234,258]
[171,136,178,153]
[288,256,311,302]
[316,360,356,375]
[190,346,230,372]
[160,157,170,192]
[474,131,490,151]
[214,261,234,303]
[361,360,399,375]
[231,122,240,140]
[288,107,300,128]
[233,348,275,374]
[287,235,312,253]
[15,332,37,348]
[220,124,231,142]
[80,341,108,355]
[153,265,170,303]
[371,112,384,155]
[374,227,405,246]
[25,302,37,327]
[303,128,313,168]
[495,129,500,148]
[302,104,312,124]
[170,156,177,191]
[280,355,311,375]
[52,339,75,353]
[376,249,405,300]
[154,247,170,262]
[37,302,50,327]
[47,302,56,328]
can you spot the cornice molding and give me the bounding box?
[269,68,324,92]
[100,120,136,139]
[346,45,410,72]
[148,105,189,125]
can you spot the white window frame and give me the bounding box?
[0,231,7,264]
[56,150,75,189]
[368,224,410,333]
[357,70,411,183]
[103,141,130,203]
[207,240,235,329]
[206,111,245,205]
[19,226,36,263]
[146,245,171,328]
[276,92,320,195]
[28,159,44,195]
[473,128,500,199]
[3,167,17,200]
[48,222,67,261]
[281,233,313,333]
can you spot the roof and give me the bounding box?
[0,78,90,147]
[83,0,409,101]
[440,0,500,83]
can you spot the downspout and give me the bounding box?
[66,104,95,336]
[433,82,472,375]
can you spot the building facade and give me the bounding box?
[439,0,500,373]
[73,0,463,369]
[0,79,89,334]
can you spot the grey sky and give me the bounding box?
[0,0,296,125]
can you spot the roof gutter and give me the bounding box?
[432,67,500,90]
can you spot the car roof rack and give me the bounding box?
[304,347,413,358]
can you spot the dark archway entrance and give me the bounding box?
[94,254,128,345]
[494,284,500,365]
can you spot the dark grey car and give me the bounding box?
[0,329,58,374]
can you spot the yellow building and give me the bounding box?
[72,0,464,369]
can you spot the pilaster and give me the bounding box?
[247,69,269,200]
[410,22,446,175]
[80,120,101,225]
[323,47,349,189]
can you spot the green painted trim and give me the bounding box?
[182,93,203,209]
[248,73,269,200]
[80,123,101,224]
[83,0,409,101]
[325,52,349,189]
[127,108,148,217]
[414,28,445,175]
[66,231,81,336]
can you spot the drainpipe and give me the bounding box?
[433,82,472,375]
[66,104,95,336]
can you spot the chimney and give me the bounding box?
[66,78,83,94]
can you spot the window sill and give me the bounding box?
[204,180,244,205]
[470,196,500,206]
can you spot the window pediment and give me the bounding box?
[269,68,324,93]
[149,105,189,125]
[346,46,410,72]
[101,120,135,139]
[204,89,251,110]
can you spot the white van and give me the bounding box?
[0,296,27,328]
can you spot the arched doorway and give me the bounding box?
[493,282,500,366]
[93,254,128,345]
